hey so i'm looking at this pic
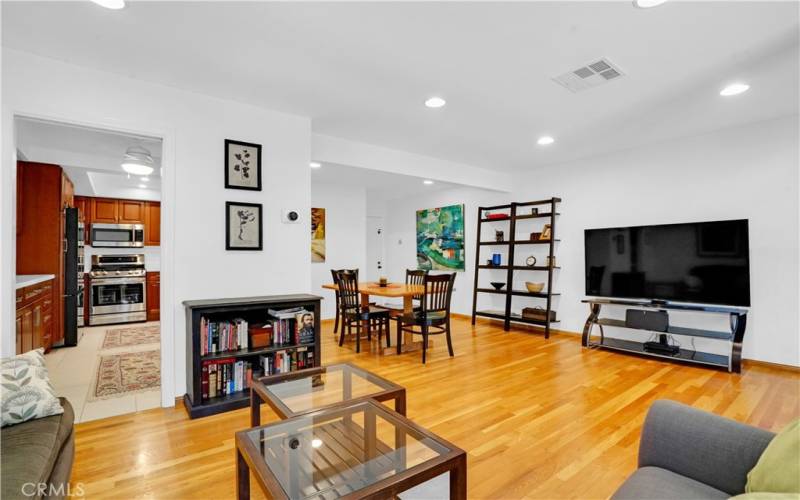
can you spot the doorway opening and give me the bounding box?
[14,116,164,423]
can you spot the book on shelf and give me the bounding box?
[266,308,315,346]
[200,317,249,356]
[259,346,314,376]
[201,357,254,401]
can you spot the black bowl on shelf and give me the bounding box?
[490,282,505,290]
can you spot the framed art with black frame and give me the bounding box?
[226,201,263,251]
[225,139,262,191]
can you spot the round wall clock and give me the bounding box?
[526,255,537,267]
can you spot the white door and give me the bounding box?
[366,216,385,281]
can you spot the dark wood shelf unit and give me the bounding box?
[182,294,322,419]
[581,298,747,373]
[471,197,561,337]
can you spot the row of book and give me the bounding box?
[201,358,253,400]
[199,317,249,356]
[268,307,316,346]
[259,347,314,376]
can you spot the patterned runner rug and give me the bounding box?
[89,350,160,401]
[101,324,160,350]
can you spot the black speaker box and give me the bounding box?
[625,309,669,332]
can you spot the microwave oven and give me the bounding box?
[90,223,145,248]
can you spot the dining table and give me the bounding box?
[321,281,433,355]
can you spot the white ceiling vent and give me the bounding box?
[552,58,625,93]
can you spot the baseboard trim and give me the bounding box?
[453,312,577,337]
[742,359,800,373]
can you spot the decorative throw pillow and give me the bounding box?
[1,348,63,427]
[746,419,800,493]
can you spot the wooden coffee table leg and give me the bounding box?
[250,388,261,427]
[450,454,467,500]
[236,447,250,500]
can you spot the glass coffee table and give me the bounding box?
[250,363,406,426]
[236,399,467,499]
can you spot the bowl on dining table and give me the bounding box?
[490,281,505,290]
[525,282,545,293]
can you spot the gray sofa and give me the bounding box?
[613,400,775,499]
[0,398,75,500]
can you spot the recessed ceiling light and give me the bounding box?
[537,136,555,146]
[137,184,147,189]
[720,83,750,97]
[633,0,668,8]
[424,97,446,109]
[90,0,126,9]
[141,177,149,182]
[423,179,434,185]
[311,439,322,449]
[309,162,322,169]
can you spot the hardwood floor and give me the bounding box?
[70,317,799,499]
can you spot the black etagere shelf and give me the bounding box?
[182,294,322,419]
[471,198,561,337]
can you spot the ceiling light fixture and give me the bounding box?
[121,145,154,176]
[90,0,126,9]
[633,0,668,8]
[311,439,323,449]
[720,83,750,97]
[537,136,555,146]
[309,162,322,169]
[141,177,149,182]
[424,97,446,109]
[423,179,434,185]
[137,184,147,189]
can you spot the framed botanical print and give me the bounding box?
[225,139,262,191]
[226,201,263,250]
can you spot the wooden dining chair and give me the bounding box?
[336,270,391,353]
[382,269,427,331]
[396,273,456,363]
[330,268,359,334]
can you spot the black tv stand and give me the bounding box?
[581,298,748,373]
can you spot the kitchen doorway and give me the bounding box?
[13,116,166,423]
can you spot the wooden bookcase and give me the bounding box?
[471,198,561,337]
[183,294,322,419]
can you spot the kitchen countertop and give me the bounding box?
[16,274,55,289]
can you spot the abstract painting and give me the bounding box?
[416,204,465,271]
[311,207,326,262]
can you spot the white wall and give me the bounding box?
[379,116,799,367]
[1,49,312,403]
[311,182,367,319]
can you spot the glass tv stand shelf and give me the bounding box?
[581,298,748,373]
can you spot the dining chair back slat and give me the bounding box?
[336,270,361,311]
[422,273,456,314]
[406,269,427,304]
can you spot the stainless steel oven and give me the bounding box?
[90,223,144,248]
[89,254,146,325]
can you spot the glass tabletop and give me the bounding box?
[244,400,450,499]
[257,363,400,415]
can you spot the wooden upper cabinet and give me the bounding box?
[61,173,75,208]
[144,201,161,246]
[74,196,88,223]
[91,198,119,223]
[119,200,145,224]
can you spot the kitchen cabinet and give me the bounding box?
[91,198,119,223]
[74,196,88,222]
[146,272,160,322]
[144,201,161,246]
[17,161,71,346]
[119,200,145,224]
[15,279,55,354]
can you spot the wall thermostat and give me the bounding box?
[281,209,301,224]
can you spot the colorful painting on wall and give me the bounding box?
[311,207,326,262]
[416,204,465,271]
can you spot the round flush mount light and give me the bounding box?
[309,162,322,169]
[121,145,154,176]
[424,97,446,109]
[537,136,555,146]
[720,83,750,97]
[90,0,126,9]
[311,439,323,449]
[633,0,668,8]
[423,179,434,185]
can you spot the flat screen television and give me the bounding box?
[584,219,750,307]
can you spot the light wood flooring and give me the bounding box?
[70,317,799,499]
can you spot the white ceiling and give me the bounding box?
[15,117,162,199]
[3,2,798,172]
[312,162,462,202]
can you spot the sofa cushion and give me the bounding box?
[1,398,74,500]
[1,348,63,427]
[612,466,729,500]
[746,418,800,494]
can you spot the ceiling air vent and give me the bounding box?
[552,58,625,93]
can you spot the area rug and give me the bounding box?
[101,324,160,350]
[89,349,160,401]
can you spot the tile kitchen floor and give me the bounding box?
[45,321,162,423]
